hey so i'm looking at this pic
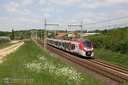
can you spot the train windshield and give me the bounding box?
[83,40,91,48]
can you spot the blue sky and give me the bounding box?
[0,0,128,31]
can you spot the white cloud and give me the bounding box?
[50,0,82,6]
[3,2,40,19]
[41,7,54,12]
[39,0,45,5]
[67,11,110,29]
[56,9,64,13]
[0,17,41,25]
[18,18,41,24]
[94,12,108,21]
[109,0,128,4]
[0,16,42,31]
[22,0,34,6]
[79,0,107,8]
[106,0,128,8]
[79,0,128,8]
[79,2,100,8]
[70,12,94,20]
[60,12,95,27]
[4,2,31,15]
[55,16,64,21]
[43,13,51,18]
[3,2,20,9]
[116,10,128,17]
[41,7,64,13]
[66,19,80,24]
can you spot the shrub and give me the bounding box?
[87,27,128,54]
[0,36,11,45]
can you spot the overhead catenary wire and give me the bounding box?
[84,16,128,25]
[83,16,128,31]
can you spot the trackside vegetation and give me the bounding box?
[87,27,128,68]
[0,40,101,85]
[0,43,13,49]
[94,48,128,68]
[0,36,12,49]
[0,36,11,45]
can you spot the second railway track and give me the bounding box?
[90,59,128,74]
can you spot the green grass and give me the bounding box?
[94,48,128,68]
[0,40,101,85]
[0,43,14,49]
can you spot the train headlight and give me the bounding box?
[91,48,94,50]
[83,48,87,51]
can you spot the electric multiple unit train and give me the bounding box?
[47,38,94,58]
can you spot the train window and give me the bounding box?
[66,43,69,49]
[72,44,75,50]
[55,41,56,45]
[53,41,55,45]
[62,42,64,47]
[51,40,53,44]
[58,42,60,46]
[57,41,58,45]
[65,42,67,48]
[55,41,58,45]
[51,40,52,44]
[83,40,91,48]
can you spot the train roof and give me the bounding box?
[47,38,91,43]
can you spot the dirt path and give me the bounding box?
[0,42,24,64]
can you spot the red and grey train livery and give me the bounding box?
[46,38,94,58]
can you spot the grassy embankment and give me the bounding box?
[87,27,128,68]
[0,40,101,85]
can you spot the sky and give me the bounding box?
[0,0,128,31]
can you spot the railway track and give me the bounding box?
[90,59,128,74]
[36,39,128,84]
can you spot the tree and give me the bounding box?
[11,29,14,40]
[102,29,107,34]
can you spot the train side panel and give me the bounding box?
[46,38,94,58]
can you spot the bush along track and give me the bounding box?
[87,27,128,68]
[94,48,128,68]
[0,40,101,85]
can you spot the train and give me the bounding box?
[46,38,94,58]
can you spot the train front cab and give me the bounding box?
[78,39,94,58]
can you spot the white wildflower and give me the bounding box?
[25,61,42,73]
[39,56,46,61]
[56,67,83,85]
[25,54,84,85]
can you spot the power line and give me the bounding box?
[85,16,128,25]
[85,23,128,30]
[68,21,83,38]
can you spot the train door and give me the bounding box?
[75,43,79,54]
[68,42,72,52]
[64,42,66,50]
[66,42,69,51]
[58,41,60,48]
[71,43,75,53]
[62,42,64,50]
